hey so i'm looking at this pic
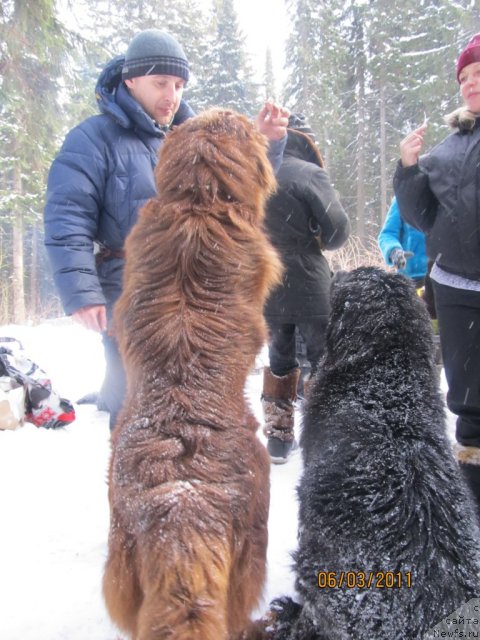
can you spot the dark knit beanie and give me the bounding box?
[286,114,325,168]
[122,29,189,83]
[456,33,480,82]
[288,113,316,140]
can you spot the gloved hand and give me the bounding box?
[390,248,413,270]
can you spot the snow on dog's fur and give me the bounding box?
[272,267,480,639]
[103,109,282,640]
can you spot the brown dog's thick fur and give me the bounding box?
[103,109,282,640]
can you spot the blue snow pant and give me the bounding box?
[100,332,126,431]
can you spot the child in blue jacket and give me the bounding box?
[378,197,428,285]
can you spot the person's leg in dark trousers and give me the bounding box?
[100,332,127,431]
[433,281,480,520]
[433,283,480,444]
[297,319,328,378]
[267,322,298,376]
[262,322,300,462]
[422,260,437,320]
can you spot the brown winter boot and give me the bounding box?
[455,444,480,526]
[262,367,301,464]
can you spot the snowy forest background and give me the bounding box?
[0,0,479,324]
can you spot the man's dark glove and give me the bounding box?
[390,248,413,270]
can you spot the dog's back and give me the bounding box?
[276,267,480,639]
[103,110,282,640]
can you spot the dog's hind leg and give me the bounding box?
[226,443,270,637]
[103,528,143,637]
[226,540,266,637]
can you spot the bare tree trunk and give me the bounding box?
[29,224,39,320]
[12,164,25,325]
[379,72,387,224]
[356,72,366,240]
[0,231,8,323]
[352,3,367,241]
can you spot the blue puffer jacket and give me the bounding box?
[44,56,196,316]
[44,57,286,318]
[377,197,427,282]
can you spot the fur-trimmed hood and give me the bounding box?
[284,128,325,168]
[445,106,480,132]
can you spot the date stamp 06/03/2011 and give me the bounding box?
[317,571,412,589]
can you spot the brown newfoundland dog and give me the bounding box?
[103,109,282,640]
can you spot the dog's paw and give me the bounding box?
[242,599,301,640]
[236,616,276,639]
[267,597,302,638]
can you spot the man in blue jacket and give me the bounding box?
[44,28,288,429]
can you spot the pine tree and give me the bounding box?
[284,0,480,244]
[2,0,479,323]
[283,0,356,227]
[365,0,480,231]
[66,0,213,113]
[0,0,69,321]
[264,47,276,102]
[203,0,258,115]
[283,0,322,115]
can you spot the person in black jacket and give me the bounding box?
[44,28,289,430]
[262,114,351,463]
[394,33,480,518]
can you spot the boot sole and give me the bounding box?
[268,439,298,464]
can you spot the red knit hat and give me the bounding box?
[456,33,480,82]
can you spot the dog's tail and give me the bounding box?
[103,526,234,640]
[135,531,234,640]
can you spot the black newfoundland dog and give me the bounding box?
[271,267,480,640]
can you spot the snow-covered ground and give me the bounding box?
[0,319,452,640]
[0,319,303,640]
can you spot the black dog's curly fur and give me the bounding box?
[273,267,480,640]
